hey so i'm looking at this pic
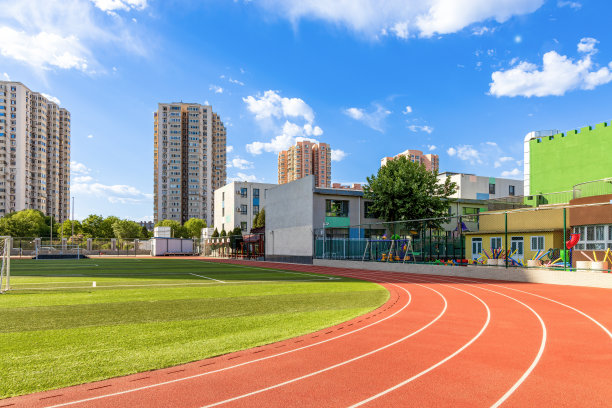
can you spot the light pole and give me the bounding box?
[71,197,75,239]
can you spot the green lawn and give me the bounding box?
[0,259,387,398]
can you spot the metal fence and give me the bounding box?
[10,237,152,257]
[314,202,612,272]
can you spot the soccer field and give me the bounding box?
[0,258,387,399]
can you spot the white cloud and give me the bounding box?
[73,175,93,183]
[343,104,391,132]
[494,156,514,168]
[41,93,61,105]
[251,0,544,39]
[2,72,10,80]
[501,168,522,178]
[557,1,581,9]
[72,181,152,204]
[472,26,495,36]
[331,149,347,162]
[87,134,94,139]
[90,0,147,13]
[244,91,323,155]
[514,35,522,43]
[490,38,612,97]
[447,145,481,164]
[228,157,254,170]
[70,160,90,174]
[243,90,314,123]
[136,215,153,222]
[427,144,437,151]
[228,173,258,183]
[0,0,146,73]
[229,77,244,86]
[209,84,224,94]
[403,105,413,114]
[226,145,234,153]
[407,124,434,134]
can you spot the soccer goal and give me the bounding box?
[35,244,86,260]
[0,236,10,293]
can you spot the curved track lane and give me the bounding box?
[2,260,611,408]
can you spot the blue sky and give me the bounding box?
[1,0,612,221]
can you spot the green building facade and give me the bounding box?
[525,121,612,206]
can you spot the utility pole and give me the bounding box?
[71,197,75,238]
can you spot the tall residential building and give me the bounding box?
[154,102,226,224]
[381,149,439,172]
[278,140,331,187]
[0,81,70,221]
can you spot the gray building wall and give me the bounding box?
[265,176,315,263]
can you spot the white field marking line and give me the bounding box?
[12,281,96,285]
[43,277,415,408]
[189,273,226,283]
[14,264,100,268]
[349,281,491,407]
[343,270,546,408]
[198,281,449,407]
[11,278,344,291]
[199,261,338,280]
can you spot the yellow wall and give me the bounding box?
[479,208,568,232]
[467,231,564,261]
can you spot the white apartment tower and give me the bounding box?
[0,81,70,221]
[154,102,226,224]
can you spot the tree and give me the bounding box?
[231,226,242,237]
[212,228,219,238]
[112,220,143,240]
[363,156,456,227]
[59,219,82,238]
[220,228,226,237]
[82,214,104,237]
[154,219,188,238]
[0,210,48,237]
[100,216,120,238]
[140,225,151,239]
[252,209,265,229]
[183,218,207,238]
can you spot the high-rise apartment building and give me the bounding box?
[278,141,331,187]
[154,102,226,224]
[0,81,70,221]
[381,149,439,172]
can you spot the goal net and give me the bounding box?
[0,236,10,293]
[35,244,84,260]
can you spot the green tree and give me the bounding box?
[0,210,48,237]
[140,225,151,239]
[220,228,226,237]
[59,219,82,238]
[112,220,143,240]
[100,216,120,238]
[81,214,104,237]
[211,228,219,238]
[154,219,188,238]
[252,209,265,229]
[363,156,456,226]
[183,218,207,238]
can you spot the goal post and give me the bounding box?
[35,244,83,260]
[0,236,10,293]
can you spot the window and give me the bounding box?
[240,222,247,231]
[240,187,247,198]
[462,207,479,215]
[509,185,515,196]
[491,237,502,249]
[489,183,495,194]
[364,201,377,218]
[531,236,545,251]
[240,204,247,214]
[325,199,349,217]
[253,205,259,215]
[511,237,524,257]
[574,225,610,250]
[253,188,259,198]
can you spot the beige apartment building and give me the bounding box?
[153,102,226,224]
[381,149,439,172]
[278,141,331,187]
[0,81,70,221]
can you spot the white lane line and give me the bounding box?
[199,261,338,280]
[43,279,413,408]
[199,283,449,408]
[346,270,547,408]
[11,281,95,285]
[349,282,491,407]
[189,273,225,283]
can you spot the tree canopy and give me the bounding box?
[154,219,188,238]
[183,218,207,238]
[363,156,456,226]
[252,208,265,230]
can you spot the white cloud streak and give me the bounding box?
[344,104,391,132]
[41,93,61,105]
[407,124,434,134]
[331,149,347,162]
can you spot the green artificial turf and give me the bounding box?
[0,259,387,398]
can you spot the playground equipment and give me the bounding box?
[362,237,415,263]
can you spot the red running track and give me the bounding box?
[3,260,611,408]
